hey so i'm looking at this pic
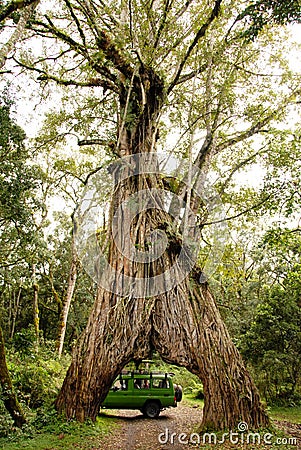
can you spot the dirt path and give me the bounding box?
[98,405,301,450]
[274,420,301,448]
[98,403,202,450]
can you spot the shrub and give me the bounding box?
[7,341,70,408]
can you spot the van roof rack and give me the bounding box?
[119,370,175,377]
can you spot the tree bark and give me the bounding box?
[55,286,153,421]
[0,325,26,427]
[56,66,269,430]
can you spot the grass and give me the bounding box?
[0,414,118,450]
[183,394,301,426]
[269,405,301,424]
[182,393,204,408]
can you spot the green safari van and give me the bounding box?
[101,371,182,418]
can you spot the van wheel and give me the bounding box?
[142,401,160,418]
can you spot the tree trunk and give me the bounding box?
[32,263,39,348]
[152,272,269,429]
[56,169,164,420]
[56,174,269,429]
[56,66,269,430]
[55,286,153,421]
[0,1,39,69]
[56,237,78,358]
[10,285,22,340]
[0,325,26,427]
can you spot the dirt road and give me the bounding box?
[98,403,202,450]
[98,404,301,450]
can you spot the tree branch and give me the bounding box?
[202,194,272,226]
[0,1,38,69]
[218,147,267,195]
[216,87,301,153]
[31,6,132,81]
[0,0,38,22]
[193,131,214,169]
[153,0,173,50]
[82,0,118,28]
[71,0,113,41]
[96,29,133,79]
[173,67,204,86]
[62,0,87,48]
[167,0,222,94]
[289,228,301,234]
[69,0,132,79]
[30,15,121,87]
[82,164,105,186]
[30,48,73,65]
[77,138,107,146]
[173,0,195,22]
[90,60,119,86]
[154,0,200,66]
[13,57,119,91]
[30,17,87,56]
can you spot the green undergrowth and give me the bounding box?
[0,408,117,450]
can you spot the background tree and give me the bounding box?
[31,108,106,354]
[240,283,301,403]
[238,228,301,403]
[210,117,301,404]
[0,97,98,424]
[210,227,301,404]
[0,95,38,426]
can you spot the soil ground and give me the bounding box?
[99,403,202,450]
[98,404,301,450]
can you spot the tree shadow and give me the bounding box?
[99,410,173,422]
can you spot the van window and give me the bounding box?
[112,379,128,391]
[152,379,169,389]
[134,379,150,389]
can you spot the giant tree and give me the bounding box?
[14,0,301,429]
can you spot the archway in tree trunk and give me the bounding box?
[56,185,269,429]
